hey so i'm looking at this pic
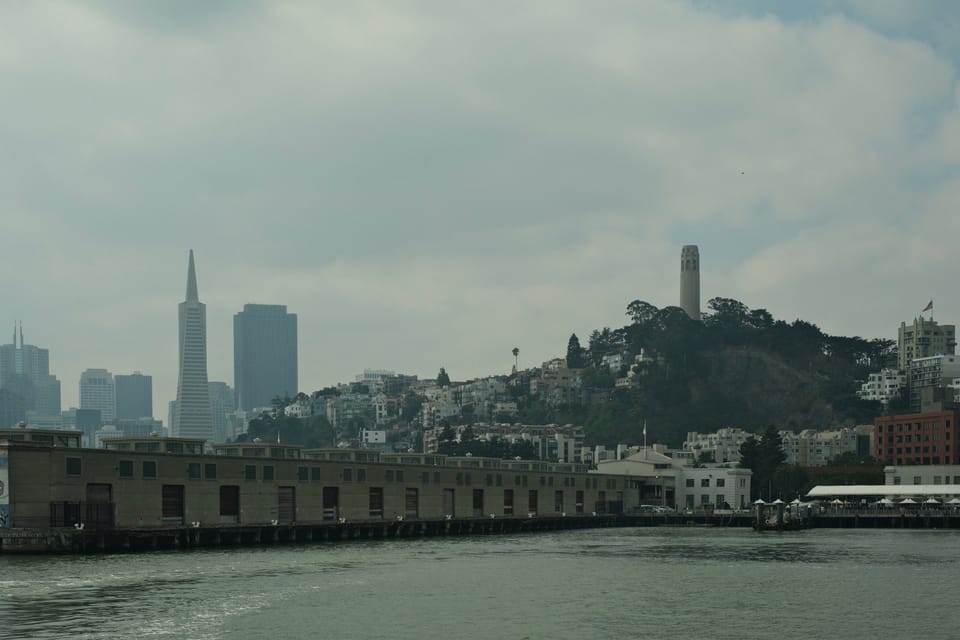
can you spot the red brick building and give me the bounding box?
[874,410,960,465]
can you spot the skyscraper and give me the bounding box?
[679,245,701,321]
[208,381,235,443]
[80,368,116,423]
[233,304,298,411]
[0,324,61,418]
[173,250,213,441]
[115,372,153,419]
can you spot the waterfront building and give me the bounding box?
[874,409,960,466]
[883,464,960,486]
[233,304,298,412]
[115,372,153,419]
[684,428,751,464]
[79,368,116,424]
[172,250,214,441]
[679,245,701,321]
[897,316,955,370]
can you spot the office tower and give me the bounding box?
[115,372,153,419]
[208,381,235,443]
[233,304,298,411]
[173,250,213,441]
[0,323,60,416]
[79,368,116,423]
[897,317,956,370]
[679,245,701,321]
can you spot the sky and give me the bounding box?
[2,1,960,418]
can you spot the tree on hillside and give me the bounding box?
[566,334,586,368]
[437,367,451,387]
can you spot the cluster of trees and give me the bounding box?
[514,296,896,449]
[238,412,335,449]
[436,425,538,459]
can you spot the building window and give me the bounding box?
[701,478,710,487]
[66,457,82,476]
[716,478,725,488]
[396,470,404,483]
[422,471,430,484]
[118,460,134,478]
[142,461,157,478]
[358,469,367,482]
[205,463,217,480]
[263,465,274,481]
[343,468,353,482]
[188,463,201,479]
[298,466,308,482]
[311,467,321,482]
[245,465,257,480]
[456,472,464,486]
[686,479,695,487]
[504,489,514,515]
[914,476,922,485]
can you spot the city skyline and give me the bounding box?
[3,2,960,416]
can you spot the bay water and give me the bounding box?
[1,527,956,639]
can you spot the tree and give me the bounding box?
[626,300,659,326]
[437,367,451,387]
[566,334,586,369]
[739,426,787,500]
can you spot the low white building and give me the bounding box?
[884,464,960,486]
[593,447,752,511]
[857,368,907,405]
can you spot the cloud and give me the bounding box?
[1,1,958,414]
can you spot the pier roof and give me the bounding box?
[807,485,960,498]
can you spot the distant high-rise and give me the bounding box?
[173,250,213,441]
[0,323,60,416]
[208,381,235,443]
[80,368,116,423]
[233,304,298,411]
[115,372,153,419]
[679,245,701,321]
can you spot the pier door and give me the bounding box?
[472,489,484,517]
[278,487,296,523]
[405,488,419,519]
[322,486,339,520]
[219,485,240,524]
[161,485,184,526]
[442,489,455,518]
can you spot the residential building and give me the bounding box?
[857,368,907,405]
[897,317,956,370]
[79,368,116,424]
[908,354,960,412]
[233,304,298,411]
[684,428,751,464]
[115,372,153,419]
[173,250,214,441]
[422,422,585,463]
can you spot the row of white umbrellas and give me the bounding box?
[753,497,960,506]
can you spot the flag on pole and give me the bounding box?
[643,422,647,437]
[922,300,933,312]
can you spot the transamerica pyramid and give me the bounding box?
[173,249,213,441]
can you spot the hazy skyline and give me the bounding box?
[3,1,960,416]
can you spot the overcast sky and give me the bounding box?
[3,1,959,417]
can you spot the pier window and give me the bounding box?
[263,465,274,481]
[244,465,257,480]
[118,460,134,478]
[464,473,471,486]
[496,474,502,487]
[66,457,82,476]
[555,491,563,513]
[716,478,725,488]
[528,490,538,516]
[369,488,384,518]
[422,471,430,484]
[486,474,493,487]
[142,461,157,478]
[575,490,584,514]
[358,469,366,482]
[311,467,321,482]
[298,466,308,482]
[456,472,464,486]
[396,470,404,482]
[686,479,694,487]
[187,463,201,480]
[701,478,710,487]
[344,468,353,482]
[205,464,217,480]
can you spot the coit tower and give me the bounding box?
[679,245,700,321]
